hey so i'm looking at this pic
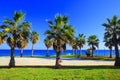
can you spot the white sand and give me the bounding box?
[0,57,115,66]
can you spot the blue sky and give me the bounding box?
[0,0,120,50]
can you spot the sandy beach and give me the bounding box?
[0,57,115,66]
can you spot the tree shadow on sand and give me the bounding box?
[0,66,120,70]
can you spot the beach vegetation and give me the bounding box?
[77,34,86,57]
[70,38,78,55]
[44,38,53,57]
[0,11,39,67]
[30,31,39,57]
[104,34,113,58]
[102,15,120,66]
[85,48,92,57]
[87,35,99,57]
[45,14,74,68]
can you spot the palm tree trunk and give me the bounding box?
[80,47,82,57]
[31,44,34,57]
[92,50,94,57]
[9,47,15,67]
[114,33,120,66]
[109,47,112,58]
[46,48,49,57]
[92,45,94,57]
[55,51,61,69]
[20,49,23,57]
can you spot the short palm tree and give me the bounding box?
[104,39,113,58]
[44,38,52,57]
[45,14,74,68]
[77,34,86,56]
[74,38,78,54]
[30,31,39,57]
[87,35,99,57]
[17,38,28,57]
[102,15,120,66]
[0,11,31,67]
[70,39,77,54]
[17,22,31,57]
[104,32,113,58]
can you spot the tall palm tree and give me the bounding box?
[44,38,52,57]
[30,31,39,57]
[102,15,120,66]
[87,35,99,57]
[0,11,31,67]
[104,31,113,58]
[45,14,74,68]
[77,34,86,56]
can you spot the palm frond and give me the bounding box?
[3,18,14,26]
[87,35,99,48]
[14,11,25,23]
[19,22,31,30]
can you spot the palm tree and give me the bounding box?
[70,39,77,55]
[77,34,86,56]
[102,16,120,66]
[104,39,113,58]
[30,31,39,57]
[44,38,52,57]
[17,22,31,57]
[87,35,99,57]
[45,14,74,68]
[74,38,78,54]
[104,31,113,58]
[0,11,31,67]
[17,38,28,57]
[70,38,78,55]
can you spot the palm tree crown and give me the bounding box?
[44,38,52,49]
[87,35,99,57]
[30,31,39,44]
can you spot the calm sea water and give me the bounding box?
[0,49,117,57]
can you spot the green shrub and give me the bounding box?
[86,48,92,57]
[86,52,91,57]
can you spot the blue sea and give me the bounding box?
[0,49,117,57]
